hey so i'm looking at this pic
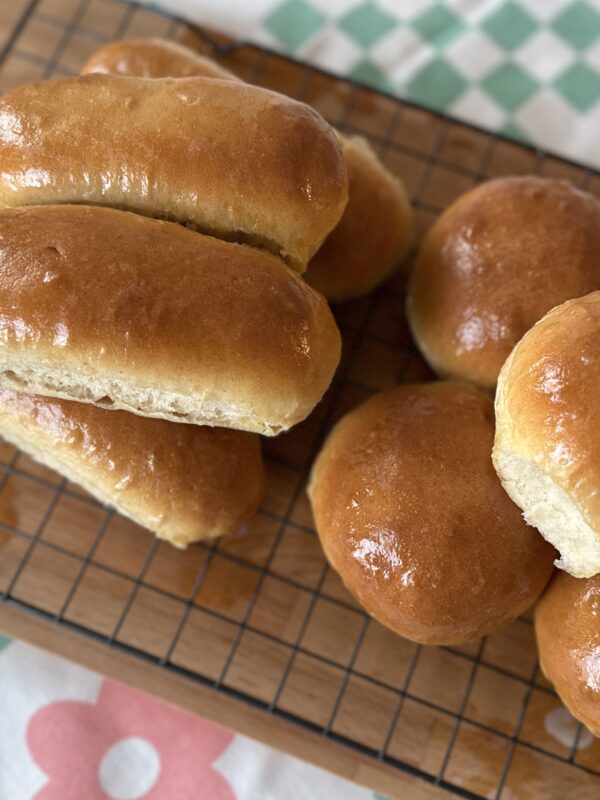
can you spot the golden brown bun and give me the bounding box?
[494,292,600,578]
[0,205,341,435]
[309,381,555,645]
[535,571,600,737]
[80,39,412,301]
[304,135,414,302]
[81,38,238,80]
[0,389,265,547]
[407,177,600,389]
[0,74,348,272]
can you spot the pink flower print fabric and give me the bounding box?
[27,679,236,800]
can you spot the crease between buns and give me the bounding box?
[81,37,413,301]
[0,72,349,272]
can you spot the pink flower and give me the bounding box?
[27,679,235,800]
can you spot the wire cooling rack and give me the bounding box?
[0,1,599,798]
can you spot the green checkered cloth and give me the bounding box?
[155,0,600,167]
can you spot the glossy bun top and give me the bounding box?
[494,291,600,578]
[309,381,555,645]
[535,571,600,737]
[407,176,600,389]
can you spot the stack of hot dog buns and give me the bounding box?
[0,38,385,545]
[0,37,414,546]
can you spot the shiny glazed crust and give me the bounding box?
[80,38,412,301]
[407,176,600,389]
[0,205,341,435]
[535,571,600,736]
[81,38,238,79]
[0,73,348,272]
[304,135,414,302]
[308,381,555,645]
[494,292,600,577]
[0,389,265,546]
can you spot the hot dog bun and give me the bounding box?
[82,37,238,80]
[0,74,348,272]
[0,389,264,546]
[304,135,413,302]
[0,205,341,435]
[81,39,413,300]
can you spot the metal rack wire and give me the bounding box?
[0,1,599,798]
